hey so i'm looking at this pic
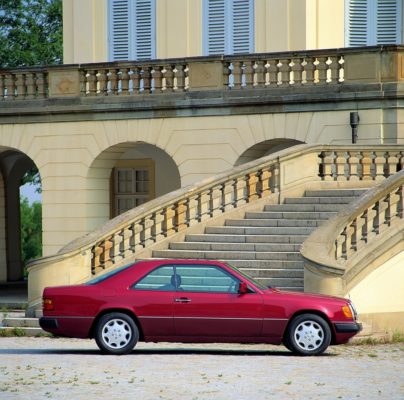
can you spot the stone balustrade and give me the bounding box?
[302,168,404,296]
[2,45,404,100]
[26,144,403,314]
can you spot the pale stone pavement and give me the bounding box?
[0,337,403,399]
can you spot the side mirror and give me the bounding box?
[238,282,248,294]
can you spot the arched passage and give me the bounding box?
[235,139,305,166]
[86,142,181,232]
[0,149,41,283]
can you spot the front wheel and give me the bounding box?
[285,313,331,356]
[95,312,139,355]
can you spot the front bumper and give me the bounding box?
[334,322,363,334]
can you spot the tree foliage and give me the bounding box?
[0,0,62,68]
[20,196,42,266]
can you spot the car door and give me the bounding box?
[129,265,175,338]
[173,264,263,338]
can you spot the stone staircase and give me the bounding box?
[153,189,366,291]
[0,309,45,337]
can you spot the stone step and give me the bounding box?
[0,326,46,337]
[284,196,361,205]
[153,249,303,261]
[205,226,315,235]
[304,189,367,197]
[244,211,337,220]
[2,317,40,328]
[244,268,304,278]
[263,203,347,212]
[225,219,324,228]
[185,234,306,244]
[170,242,301,252]
[225,260,305,269]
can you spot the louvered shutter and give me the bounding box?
[109,0,155,61]
[205,0,226,55]
[134,0,155,60]
[346,0,369,47]
[110,0,130,60]
[376,0,402,44]
[231,0,254,54]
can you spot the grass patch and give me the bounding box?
[350,331,404,346]
[0,327,26,337]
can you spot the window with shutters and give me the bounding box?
[345,0,402,46]
[109,0,156,61]
[203,0,254,55]
[111,160,155,216]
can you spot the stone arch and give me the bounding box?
[86,141,181,232]
[235,139,305,166]
[0,148,41,283]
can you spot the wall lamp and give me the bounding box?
[350,112,360,144]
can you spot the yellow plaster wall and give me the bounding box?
[349,251,404,314]
[63,0,345,63]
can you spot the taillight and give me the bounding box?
[43,298,54,311]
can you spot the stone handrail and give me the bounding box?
[2,45,404,99]
[302,169,404,295]
[26,144,403,313]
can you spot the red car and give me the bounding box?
[40,259,361,356]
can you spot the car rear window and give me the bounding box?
[85,263,136,285]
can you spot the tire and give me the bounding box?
[285,313,331,356]
[95,312,139,355]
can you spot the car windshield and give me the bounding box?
[85,263,136,285]
[223,262,269,291]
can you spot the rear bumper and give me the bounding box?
[334,322,363,333]
[39,317,58,330]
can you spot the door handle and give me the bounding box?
[175,297,191,303]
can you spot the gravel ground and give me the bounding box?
[0,337,403,400]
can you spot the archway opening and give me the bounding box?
[235,139,305,166]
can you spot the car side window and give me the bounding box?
[175,265,240,293]
[132,265,175,291]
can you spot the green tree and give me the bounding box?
[0,0,62,68]
[20,196,42,267]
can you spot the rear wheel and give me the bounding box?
[95,312,139,355]
[285,313,331,356]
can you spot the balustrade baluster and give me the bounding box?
[243,61,254,88]
[132,221,144,252]
[247,171,260,201]
[130,67,140,94]
[347,151,359,181]
[278,59,291,85]
[36,72,46,98]
[254,60,266,87]
[304,57,315,85]
[175,199,188,231]
[291,58,303,85]
[350,218,358,252]
[222,62,231,89]
[164,65,174,91]
[235,176,248,207]
[15,73,26,99]
[120,68,130,95]
[267,59,278,86]
[97,70,108,96]
[387,152,399,175]
[100,237,113,269]
[108,69,119,95]
[142,66,152,93]
[112,230,123,263]
[5,74,16,100]
[25,73,36,99]
[221,180,235,211]
[272,163,280,193]
[199,190,211,221]
[259,166,272,197]
[335,233,345,260]
[163,205,176,236]
[322,151,335,181]
[372,201,381,235]
[152,66,163,93]
[374,151,386,180]
[175,64,186,91]
[360,151,372,180]
[328,56,340,84]
[335,151,347,181]
[316,57,328,84]
[87,70,97,96]
[91,244,103,275]
[232,61,242,89]
[0,75,4,99]
[79,70,87,96]
[397,185,404,218]
[122,225,134,258]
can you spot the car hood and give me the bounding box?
[265,287,348,304]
